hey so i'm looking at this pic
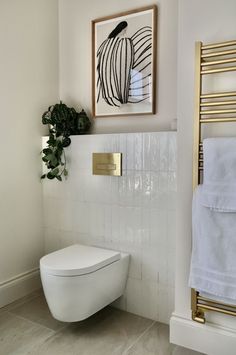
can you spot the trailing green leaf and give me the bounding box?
[41,101,91,181]
[42,148,52,155]
[47,171,56,179]
[51,167,59,176]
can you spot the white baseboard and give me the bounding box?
[0,268,41,308]
[170,314,236,355]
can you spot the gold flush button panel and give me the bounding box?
[92,153,122,176]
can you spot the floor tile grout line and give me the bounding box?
[1,292,42,313]
[33,322,71,350]
[122,320,156,354]
[5,310,65,333]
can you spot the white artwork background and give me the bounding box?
[95,10,153,116]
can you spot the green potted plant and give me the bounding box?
[41,101,91,181]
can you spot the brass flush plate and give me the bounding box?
[92,153,122,176]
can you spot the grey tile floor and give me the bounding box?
[0,290,204,355]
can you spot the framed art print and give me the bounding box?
[92,5,157,117]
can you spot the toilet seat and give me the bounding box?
[40,244,121,277]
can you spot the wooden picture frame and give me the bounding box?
[92,5,157,118]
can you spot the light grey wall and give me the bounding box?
[59,0,178,133]
[0,0,59,285]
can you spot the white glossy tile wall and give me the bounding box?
[42,132,177,324]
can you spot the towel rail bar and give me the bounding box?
[197,304,236,317]
[200,100,236,107]
[200,92,236,99]
[199,117,236,123]
[201,48,236,58]
[200,108,236,115]
[197,296,236,307]
[201,66,236,74]
[201,40,236,50]
[201,57,236,66]
[192,39,236,324]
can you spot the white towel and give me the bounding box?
[199,184,236,212]
[189,186,236,304]
[203,138,236,185]
[189,137,236,303]
[200,138,236,211]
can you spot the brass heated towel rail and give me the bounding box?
[192,39,236,323]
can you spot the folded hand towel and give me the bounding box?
[199,184,236,212]
[203,137,236,184]
[189,185,236,304]
[200,138,236,211]
[189,137,236,303]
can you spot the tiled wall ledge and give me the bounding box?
[42,132,177,324]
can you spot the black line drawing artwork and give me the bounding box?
[96,21,152,107]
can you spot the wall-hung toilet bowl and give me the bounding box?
[40,244,129,322]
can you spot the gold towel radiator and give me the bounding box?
[192,39,236,323]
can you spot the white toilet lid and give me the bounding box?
[40,244,121,276]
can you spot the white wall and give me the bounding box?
[171,1,236,354]
[59,0,177,134]
[42,132,177,323]
[0,0,59,305]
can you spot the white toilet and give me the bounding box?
[40,244,129,322]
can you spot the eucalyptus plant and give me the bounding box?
[41,101,91,181]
